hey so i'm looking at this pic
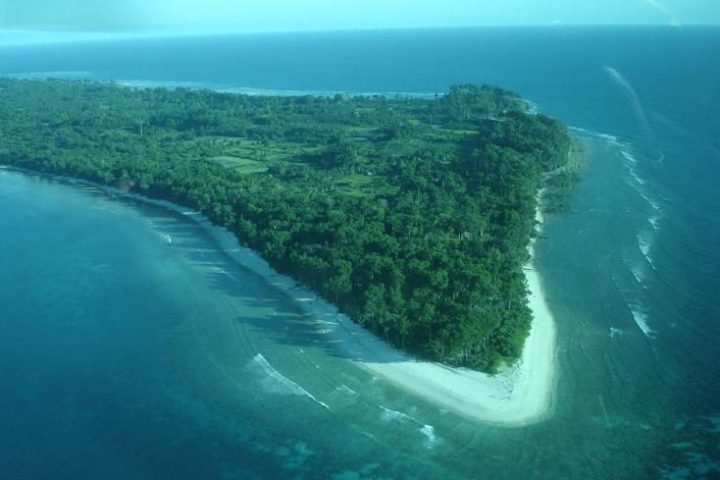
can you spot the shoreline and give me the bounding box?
[153,182,556,426]
[4,167,557,426]
[331,201,557,426]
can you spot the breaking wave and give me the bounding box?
[379,406,438,447]
[629,303,656,338]
[637,229,656,268]
[380,405,417,424]
[251,354,330,410]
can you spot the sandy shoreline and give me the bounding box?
[322,205,557,426]
[4,167,557,426]
[201,194,558,427]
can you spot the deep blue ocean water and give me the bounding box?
[1,27,719,479]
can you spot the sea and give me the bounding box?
[0,26,718,479]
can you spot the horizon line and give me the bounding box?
[2,22,719,47]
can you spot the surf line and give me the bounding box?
[252,353,330,410]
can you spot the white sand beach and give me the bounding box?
[74,180,557,427]
[205,202,557,427]
[308,207,557,426]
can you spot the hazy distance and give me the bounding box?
[1,0,717,34]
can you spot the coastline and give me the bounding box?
[328,202,557,426]
[161,183,557,426]
[4,167,557,426]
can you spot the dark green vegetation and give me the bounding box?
[541,141,585,214]
[0,79,573,371]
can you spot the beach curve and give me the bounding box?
[16,170,557,427]
[206,196,558,427]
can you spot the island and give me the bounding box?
[0,79,579,418]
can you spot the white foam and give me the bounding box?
[251,354,330,410]
[337,385,357,396]
[379,406,437,446]
[34,173,554,426]
[525,100,539,114]
[634,188,664,221]
[637,230,656,267]
[570,126,629,145]
[294,297,315,303]
[629,261,649,287]
[610,327,623,339]
[628,167,648,187]
[620,151,660,216]
[568,126,590,134]
[152,229,173,244]
[627,173,649,199]
[597,132,620,145]
[648,214,661,230]
[630,306,656,338]
[211,266,239,282]
[638,245,654,268]
[379,405,417,424]
[624,170,661,214]
[621,150,638,166]
[649,199,662,215]
[419,424,437,447]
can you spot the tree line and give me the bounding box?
[0,78,573,372]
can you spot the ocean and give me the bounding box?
[0,26,718,479]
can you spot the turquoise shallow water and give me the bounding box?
[0,27,719,479]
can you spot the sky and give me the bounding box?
[0,0,718,35]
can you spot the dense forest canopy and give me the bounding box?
[0,78,574,372]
